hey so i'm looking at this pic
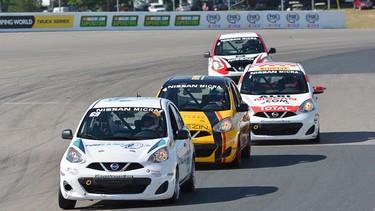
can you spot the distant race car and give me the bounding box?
[204,32,276,82]
[59,97,195,209]
[237,62,325,143]
[157,75,251,167]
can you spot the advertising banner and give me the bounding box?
[0,10,346,32]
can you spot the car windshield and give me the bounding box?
[215,37,265,56]
[159,84,231,111]
[240,71,308,95]
[77,107,167,140]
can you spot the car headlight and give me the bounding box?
[148,146,169,163]
[66,147,84,163]
[211,58,225,70]
[299,99,315,112]
[213,117,233,133]
[260,57,270,63]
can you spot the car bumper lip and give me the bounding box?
[60,173,175,201]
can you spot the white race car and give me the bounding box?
[204,32,276,82]
[237,62,325,143]
[59,97,195,209]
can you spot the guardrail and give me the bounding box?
[0,10,345,32]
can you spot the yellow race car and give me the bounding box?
[157,75,251,167]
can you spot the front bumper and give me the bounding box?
[59,162,176,201]
[250,112,319,141]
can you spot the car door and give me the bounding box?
[168,104,190,180]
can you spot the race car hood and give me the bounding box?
[181,111,214,133]
[70,138,169,162]
[242,93,311,113]
[214,52,267,66]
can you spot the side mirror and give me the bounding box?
[175,127,191,139]
[62,129,73,139]
[203,52,211,58]
[268,48,276,54]
[313,86,325,94]
[237,102,249,112]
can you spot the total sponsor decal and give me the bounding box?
[252,105,300,113]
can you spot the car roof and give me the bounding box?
[219,32,259,40]
[162,75,231,86]
[91,97,164,109]
[244,62,305,73]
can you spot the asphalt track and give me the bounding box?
[0,29,374,211]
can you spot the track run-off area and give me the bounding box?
[0,29,374,210]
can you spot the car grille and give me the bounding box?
[254,112,296,118]
[227,60,254,72]
[78,177,151,194]
[252,123,303,135]
[86,162,144,172]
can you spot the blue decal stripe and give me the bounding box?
[73,139,85,154]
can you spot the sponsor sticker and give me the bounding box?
[0,16,34,28]
[175,15,200,26]
[112,15,138,27]
[33,15,74,28]
[144,15,170,26]
[80,16,107,27]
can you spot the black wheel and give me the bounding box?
[229,141,241,168]
[181,159,196,192]
[309,130,320,143]
[241,134,251,159]
[165,167,180,203]
[58,187,76,210]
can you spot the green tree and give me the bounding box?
[5,0,42,12]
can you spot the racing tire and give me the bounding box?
[165,167,180,204]
[241,134,251,159]
[309,130,321,143]
[229,141,241,168]
[181,159,196,192]
[58,187,76,210]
